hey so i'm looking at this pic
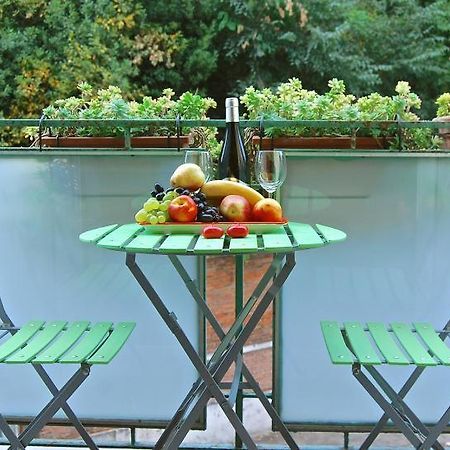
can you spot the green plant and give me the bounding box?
[40,82,219,151]
[436,93,450,117]
[241,78,441,150]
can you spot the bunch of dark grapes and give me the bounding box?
[150,183,176,201]
[175,188,224,222]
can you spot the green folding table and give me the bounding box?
[80,221,346,450]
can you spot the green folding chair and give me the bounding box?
[0,296,135,449]
[321,320,450,450]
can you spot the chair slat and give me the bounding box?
[315,224,347,243]
[33,322,90,364]
[367,322,410,365]
[125,233,163,253]
[158,235,195,253]
[97,224,143,249]
[261,229,293,252]
[344,322,382,365]
[414,323,450,365]
[288,223,324,248]
[193,236,225,254]
[5,321,67,363]
[79,224,119,243]
[391,323,437,366]
[58,322,113,363]
[229,235,259,253]
[320,321,355,365]
[0,321,45,362]
[87,322,135,364]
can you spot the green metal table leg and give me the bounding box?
[167,254,299,450]
[235,255,244,449]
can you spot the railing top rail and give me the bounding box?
[0,118,449,130]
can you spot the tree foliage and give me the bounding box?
[0,0,448,122]
[215,0,449,116]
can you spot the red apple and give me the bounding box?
[168,195,198,222]
[219,195,252,222]
[252,198,283,222]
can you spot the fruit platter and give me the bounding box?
[134,163,286,238]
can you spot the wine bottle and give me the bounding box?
[218,97,248,182]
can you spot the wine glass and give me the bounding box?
[254,150,287,197]
[184,149,213,182]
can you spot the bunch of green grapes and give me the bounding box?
[134,187,179,224]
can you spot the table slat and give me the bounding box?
[125,234,164,253]
[79,224,119,243]
[288,223,324,248]
[193,236,225,254]
[80,221,346,255]
[97,224,143,249]
[229,235,259,253]
[158,235,195,253]
[262,228,293,252]
[316,224,347,243]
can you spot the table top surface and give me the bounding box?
[79,222,346,256]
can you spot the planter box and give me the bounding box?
[433,116,450,149]
[40,135,192,149]
[252,136,392,150]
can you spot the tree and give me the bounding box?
[214,0,449,116]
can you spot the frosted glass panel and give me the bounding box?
[278,156,450,426]
[0,154,202,424]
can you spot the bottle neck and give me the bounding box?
[225,106,240,123]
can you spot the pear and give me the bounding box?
[170,163,205,190]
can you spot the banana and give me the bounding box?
[201,180,264,206]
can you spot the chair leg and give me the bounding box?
[32,364,99,450]
[360,365,426,449]
[10,365,90,449]
[0,414,25,450]
[352,364,423,449]
[365,366,444,450]
[419,406,450,450]
[360,320,450,450]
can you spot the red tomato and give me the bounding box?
[202,225,224,239]
[226,224,249,238]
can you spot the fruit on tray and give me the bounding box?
[226,224,249,238]
[219,195,252,222]
[252,198,283,222]
[170,163,205,191]
[186,190,224,222]
[135,183,179,224]
[200,179,263,207]
[168,195,198,222]
[202,225,224,239]
[134,174,285,225]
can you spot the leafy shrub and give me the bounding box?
[39,82,220,153]
[436,93,450,117]
[241,78,441,150]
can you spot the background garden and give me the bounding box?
[1,0,448,124]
